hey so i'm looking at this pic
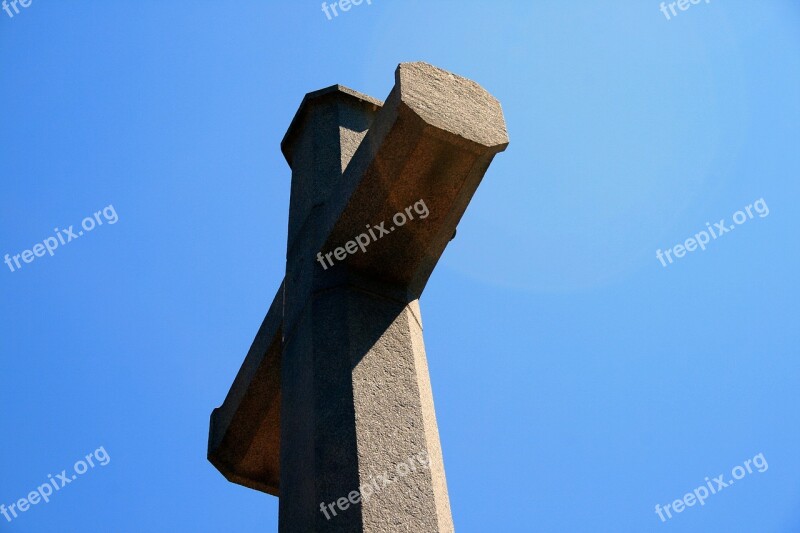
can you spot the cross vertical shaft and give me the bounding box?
[280,85,453,532]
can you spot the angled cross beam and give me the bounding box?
[209,62,508,532]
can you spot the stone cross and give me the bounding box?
[208,62,508,532]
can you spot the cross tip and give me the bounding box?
[394,62,510,151]
[280,85,384,167]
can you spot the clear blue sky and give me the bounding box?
[1,1,799,531]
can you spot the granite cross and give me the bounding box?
[208,62,508,532]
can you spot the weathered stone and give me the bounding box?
[209,62,508,532]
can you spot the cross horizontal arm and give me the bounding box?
[317,62,509,298]
[208,282,284,496]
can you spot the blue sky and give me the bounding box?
[1,1,798,531]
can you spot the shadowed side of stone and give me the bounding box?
[208,283,284,496]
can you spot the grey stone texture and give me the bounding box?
[209,62,508,532]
